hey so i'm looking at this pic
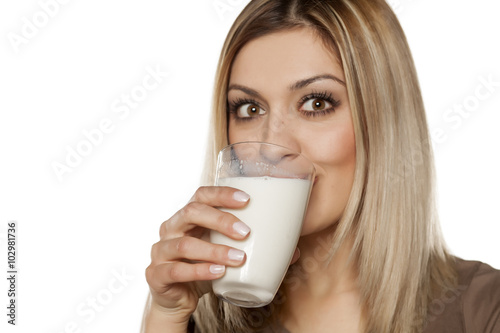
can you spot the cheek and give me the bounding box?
[228,124,241,144]
[300,123,356,234]
[228,122,253,144]
[228,122,276,146]
[302,122,356,169]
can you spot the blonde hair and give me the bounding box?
[195,0,457,332]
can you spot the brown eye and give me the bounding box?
[301,97,334,113]
[248,104,260,116]
[237,103,266,118]
[312,99,326,110]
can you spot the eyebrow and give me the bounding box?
[289,74,346,90]
[227,74,345,98]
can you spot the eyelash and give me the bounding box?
[228,97,260,112]
[298,91,341,118]
[227,97,262,122]
[227,91,340,121]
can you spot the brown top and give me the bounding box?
[191,259,500,332]
[422,259,500,333]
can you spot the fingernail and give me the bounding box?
[233,191,250,202]
[210,264,225,275]
[228,249,245,262]
[233,221,251,237]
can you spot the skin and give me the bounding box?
[227,27,356,237]
[145,27,360,333]
[228,27,360,332]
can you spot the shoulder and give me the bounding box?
[456,258,500,332]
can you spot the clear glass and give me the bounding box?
[211,141,315,307]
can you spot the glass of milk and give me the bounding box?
[211,141,315,308]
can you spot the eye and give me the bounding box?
[236,103,266,118]
[298,92,340,117]
[301,98,332,112]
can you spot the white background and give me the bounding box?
[0,0,498,332]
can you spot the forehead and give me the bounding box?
[229,27,344,87]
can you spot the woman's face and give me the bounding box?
[227,27,356,236]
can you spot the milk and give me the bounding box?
[211,176,312,307]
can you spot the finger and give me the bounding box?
[151,237,246,266]
[146,261,226,293]
[162,202,251,240]
[189,186,250,207]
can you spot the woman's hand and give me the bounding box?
[145,186,252,329]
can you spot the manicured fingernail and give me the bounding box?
[228,249,245,262]
[233,191,250,202]
[210,265,225,275]
[233,221,251,237]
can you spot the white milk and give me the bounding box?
[211,176,312,307]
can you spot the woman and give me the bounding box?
[143,0,500,332]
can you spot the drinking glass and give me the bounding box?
[210,141,315,307]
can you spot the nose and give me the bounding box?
[259,107,301,154]
[258,142,299,166]
[230,141,310,179]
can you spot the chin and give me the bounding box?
[299,217,340,237]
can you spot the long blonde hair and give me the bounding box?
[196,0,457,332]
